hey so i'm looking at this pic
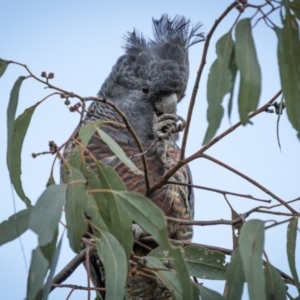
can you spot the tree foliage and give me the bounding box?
[1,1,300,299]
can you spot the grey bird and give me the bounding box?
[64,14,204,299]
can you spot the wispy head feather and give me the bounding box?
[151,14,204,48]
[123,14,204,55]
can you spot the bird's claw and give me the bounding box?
[153,114,186,140]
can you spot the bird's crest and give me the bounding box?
[123,14,204,55]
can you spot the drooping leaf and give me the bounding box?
[26,247,49,300]
[43,231,64,300]
[85,172,109,234]
[289,0,300,21]
[198,284,225,300]
[225,249,245,300]
[169,247,195,299]
[264,261,287,300]
[65,167,88,253]
[6,76,32,207]
[116,191,193,299]
[228,48,237,121]
[146,256,182,299]
[235,18,261,124]
[183,245,227,280]
[0,58,9,78]
[150,245,226,280]
[116,191,168,248]
[287,218,300,295]
[29,184,66,246]
[93,163,132,260]
[63,121,101,171]
[0,208,32,246]
[95,231,127,300]
[96,127,143,175]
[275,11,300,139]
[203,30,234,144]
[239,219,266,300]
[46,159,57,187]
[40,227,58,263]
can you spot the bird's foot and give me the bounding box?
[153,114,185,140]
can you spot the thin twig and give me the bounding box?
[167,180,271,203]
[50,249,88,292]
[202,153,298,214]
[180,1,238,160]
[52,283,105,292]
[148,91,282,197]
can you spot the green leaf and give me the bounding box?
[26,247,49,300]
[0,58,9,78]
[287,218,300,295]
[228,48,237,121]
[93,163,132,261]
[275,11,300,139]
[239,219,266,300]
[203,30,234,144]
[43,231,64,300]
[29,184,66,246]
[95,231,127,300]
[0,208,32,246]
[116,191,169,248]
[85,169,109,230]
[6,77,32,207]
[170,247,194,299]
[96,127,143,175]
[264,261,287,300]
[63,121,101,171]
[225,249,245,300]
[183,245,227,280]
[198,284,225,300]
[235,18,261,124]
[65,167,88,253]
[116,191,193,299]
[289,0,300,20]
[146,256,182,299]
[150,245,226,280]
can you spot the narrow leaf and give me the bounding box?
[0,58,9,78]
[264,261,287,300]
[287,218,300,295]
[43,231,64,300]
[235,18,261,124]
[115,191,169,248]
[96,127,143,175]
[203,30,234,144]
[6,77,32,206]
[183,245,227,280]
[26,247,49,300]
[225,249,245,300]
[65,167,88,253]
[95,231,127,300]
[198,284,225,300]
[289,0,300,21]
[275,11,300,139]
[239,219,266,300]
[29,184,66,246]
[85,169,108,231]
[146,256,182,299]
[0,208,32,246]
[94,162,132,260]
[116,191,193,298]
[228,48,237,121]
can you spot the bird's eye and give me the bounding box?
[141,86,149,94]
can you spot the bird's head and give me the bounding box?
[98,14,204,119]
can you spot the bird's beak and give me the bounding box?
[154,93,178,116]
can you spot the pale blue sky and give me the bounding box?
[1,1,299,299]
